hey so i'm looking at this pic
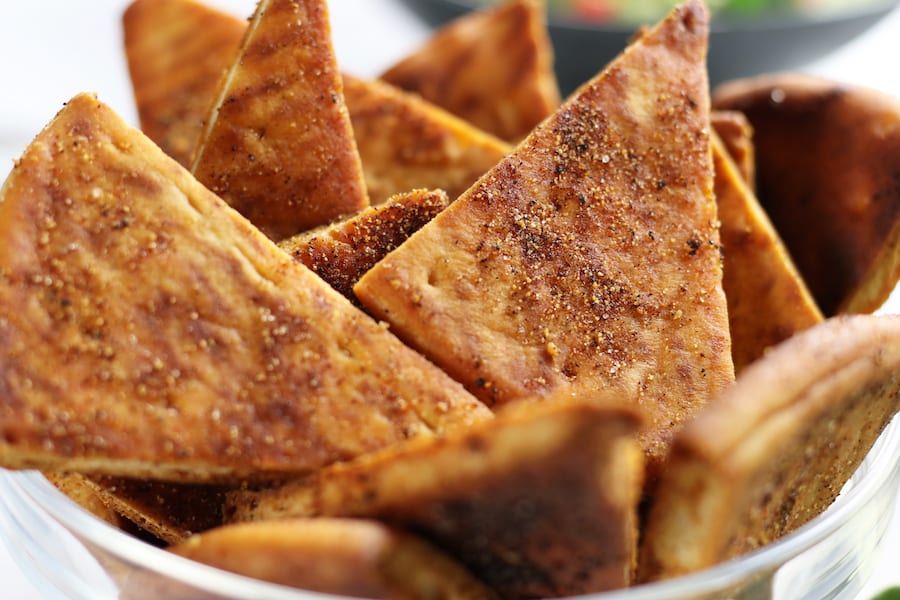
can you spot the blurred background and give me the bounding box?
[0,1,898,598]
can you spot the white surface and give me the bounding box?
[0,1,898,599]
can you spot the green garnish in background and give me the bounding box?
[871,586,900,600]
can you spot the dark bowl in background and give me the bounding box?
[398,0,900,94]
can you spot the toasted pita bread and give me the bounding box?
[0,93,490,482]
[167,518,497,599]
[356,0,733,470]
[227,401,643,597]
[43,472,127,528]
[711,110,755,189]
[123,0,245,167]
[713,73,900,315]
[343,75,512,203]
[713,132,823,372]
[380,0,560,142]
[191,0,368,240]
[639,315,900,581]
[278,189,450,303]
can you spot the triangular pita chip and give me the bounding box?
[191,0,369,240]
[123,0,245,167]
[44,472,127,528]
[380,0,560,142]
[713,132,823,372]
[168,518,498,599]
[713,73,900,315]
[343,75,512,203]
[278,188,450,303]
[356,0,734,469]
[639,315,900,581]
[0,93,490,482]
[227,401,644,597]
[711,110,755,189]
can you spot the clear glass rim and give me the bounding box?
[4,414,899,600]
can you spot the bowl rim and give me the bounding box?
[3,413,899,600]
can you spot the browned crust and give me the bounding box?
[227,401,644,598]
[343,75,512,203]
[356,0,733,470]
[0,93,490,482]
[278,189,450,303]
[639,315,900,581]
[710,109,755,189]
[380,0,560,142]
[123,0,245,167]
[713,132,823,372]
[713,73,900,315]
[191,0,369,240]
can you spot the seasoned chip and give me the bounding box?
[278,189,450,303]
[713,132,823,372]
[167,518,498,599]
[711,110,755,189]
[639,315,900,581]
[343,75,512,203]
[44,472,127,528]
[123,0,245,167]
[0,93,490,482]
[381,0,560,142]
[191,0,368,240]
[228,401,644,597]
[356,0,733,470]
[713,73,900,315]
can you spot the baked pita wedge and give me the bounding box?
[278,188,450,303]
[167,518,498,599]
[343,75,512,204]
[227,401,644,597]
[356,0,734,470]
[44,472,127,528]
[713,132,823,372]
[713,73,900,315]
[123,0,245,167]
[711,110,755,189]
[191,0,368,240]
[0,93,490,482]
[639,315,900,581]
[380,0,560,142]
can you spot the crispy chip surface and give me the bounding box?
[191,0,368,240]
[356,0,733,468]
[639,315,900,581]
[381,0,560,142]
[714,73,900,315]
[0,94,489,482]
[710,110,755,189]
[123,0,245,167]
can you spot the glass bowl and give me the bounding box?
[0,414,897,600]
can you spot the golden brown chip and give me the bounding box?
[278,189,450,303]
[228,401,644,597]
[0,93,490,482]
[356,0,733,470]
[343,75,512,203]
[713,132,823,372]
[711,109,755,189]
[88,477,229,545]
[123,0,245,167]
[639,314,900,581]
[380,0,560,142]
[713,73,900,315]
[44,472,126,528]
[168,518,498,599]
[191,0,369,240]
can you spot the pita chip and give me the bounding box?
[356,0,734,469]
[380,0,560,142]
[343,75,512,204]
[713,133,823,372]
[123,0,245,167]
[0,93,490,482]
[191,0,368,240]
[227,401,644,597]
[278,188,450,303]
[168,518,498,599]
[714,73,900,315]
[711,110,755,189]
[639,315,900,581]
